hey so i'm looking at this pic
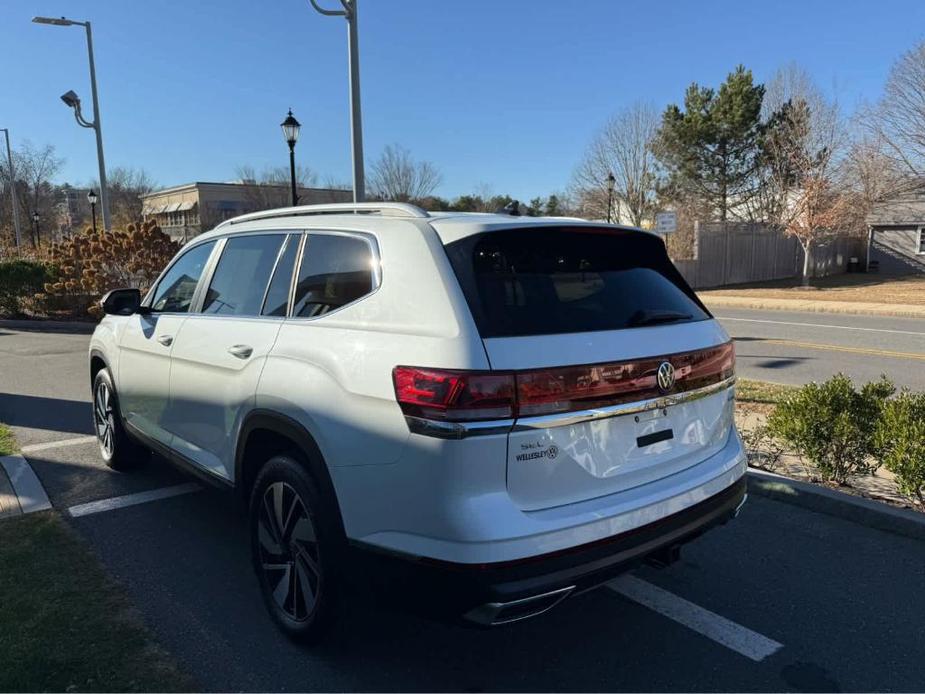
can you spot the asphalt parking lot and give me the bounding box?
[2,323,925,692]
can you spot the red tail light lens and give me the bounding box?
[394,342,734,424]
[393,367,515,421]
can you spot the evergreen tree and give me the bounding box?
[655,65,765,221]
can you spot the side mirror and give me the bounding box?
[100,288,142,316]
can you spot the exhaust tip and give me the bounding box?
[464,585,575,626]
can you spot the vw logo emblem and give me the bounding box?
[656,361,676,393]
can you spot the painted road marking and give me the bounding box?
[20,436,98,455]
[738,338,925,362]
[0,454,52,514]
[68,483,201,518]
[608,575,783,662]
[717,316,925,337]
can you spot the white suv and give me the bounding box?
[89,202,746,641]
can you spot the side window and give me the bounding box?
[261,234,301,317]
[202,234,285,316]
[292,234,375,318]
[150,241,216,313]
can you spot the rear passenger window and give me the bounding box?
[292,234,375,318]
[202,234,285,316]
[261,234,300,317]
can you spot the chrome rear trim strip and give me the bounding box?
[512,376,736,431]
[405,376,735,438]
[405,416,515,440]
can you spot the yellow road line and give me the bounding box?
[746,338,925,362]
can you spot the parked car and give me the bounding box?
[89,202,746,641]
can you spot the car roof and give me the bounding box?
[193,202,653,246]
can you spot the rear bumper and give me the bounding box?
[349,476,747,624]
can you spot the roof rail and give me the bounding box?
[215,202,430,228]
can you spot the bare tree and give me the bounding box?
[572,102,660,226]
[368,144,442,202]
[91,167,156,228]
[0,141,64,247]
[764,92,848,286]
[870,40,925,176]
[235,164,318,210]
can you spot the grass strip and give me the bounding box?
[0,509,195,691]
[736,378,797,406]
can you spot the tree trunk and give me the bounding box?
[801,240,812,287]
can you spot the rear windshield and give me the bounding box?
[444,227,710,338]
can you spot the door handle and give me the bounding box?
[227,344,254,359]
[157,334,174,347]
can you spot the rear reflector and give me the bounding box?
[394,342,734,424]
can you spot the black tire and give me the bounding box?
[249,454,342,643]
[92,368,147,471]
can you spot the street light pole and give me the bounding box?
[33,16,111,231]
[308,0,365,203]
[606,172,616,224]
[0,128,22,249]
[87,189,98,233]
[31,211,40,247]
[281,110,301,207]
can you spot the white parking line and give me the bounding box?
[608,574,783,662]
[67,483,201,518]
[716,315,925,337]
[0,454,53,514]
[20,436,98,455]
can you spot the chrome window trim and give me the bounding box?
[258,233,296,316]
[405,376,736,439]
[286,229,382,321]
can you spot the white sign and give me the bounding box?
[655,211,677,234]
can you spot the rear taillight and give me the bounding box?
[393,367,515,421]
[394,342,734,424]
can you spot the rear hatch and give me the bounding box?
[443,225,735,511]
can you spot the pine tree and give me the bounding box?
[655,65,765,221]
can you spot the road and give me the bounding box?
[713,307,925,390]
[2,323,925,691]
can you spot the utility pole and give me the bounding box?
[308,0,366,203]
[1,128,23,249]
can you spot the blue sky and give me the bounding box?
[2,0,924,201]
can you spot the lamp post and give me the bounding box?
[31,211,40,246]
[281,109,301,207]
[87,189,98,233]
[307,0,365,203]
[0,128,22,249]
[33,16,111,231]
[606,172,616,224]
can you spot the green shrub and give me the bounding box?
[767,374,894,484]
[875,391,925,508]
[0,260,53,317]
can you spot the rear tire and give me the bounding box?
[249,454,342,643]
[92,368,147,471]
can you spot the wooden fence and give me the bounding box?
[671,222,866,289]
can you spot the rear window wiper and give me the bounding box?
[627,309,693,327]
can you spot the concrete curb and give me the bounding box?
[702,296,925,318]
[0,318,97,334]
[747,469,925,541]
[0,454,52,515]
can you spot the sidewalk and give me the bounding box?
[701,294,925,318]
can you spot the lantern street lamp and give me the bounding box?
[606,172,616,224]
[281,109,301,207]
[87,189,98,233]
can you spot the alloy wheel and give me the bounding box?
[94,380,115,458]
[257,481,322,621]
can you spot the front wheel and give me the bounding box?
[249,455,341,643]
[92,368,146,470]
